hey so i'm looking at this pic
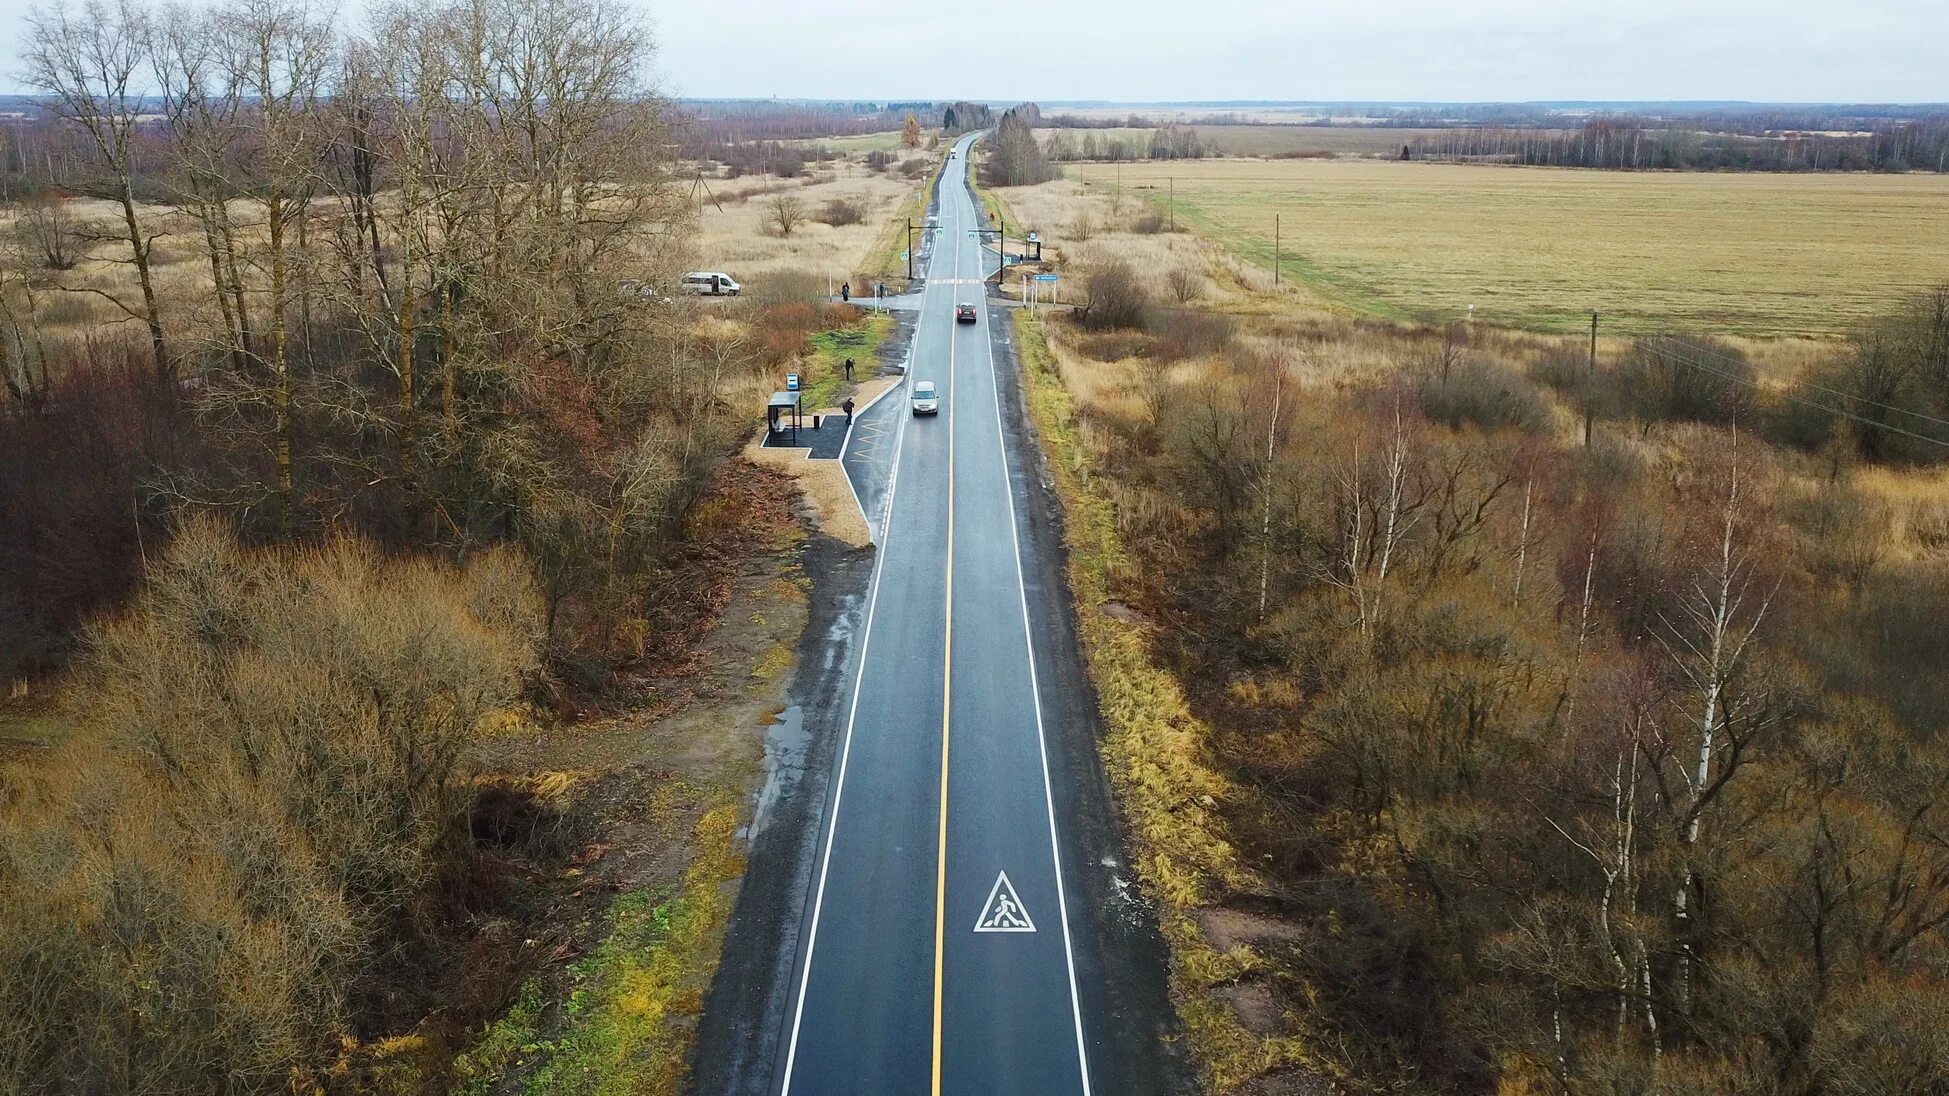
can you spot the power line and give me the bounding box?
[1648,334,1949,432]
[1634,340,1949,452]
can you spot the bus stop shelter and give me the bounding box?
[766,391,803,445]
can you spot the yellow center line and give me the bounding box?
[931,188,961,1096]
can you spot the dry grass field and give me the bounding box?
[1053,158,1949,335]
[1053,106,1390,125]
[1040,124,1483,158]
[801,130,910,155]
[690,157,924,290]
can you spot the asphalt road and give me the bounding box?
[694,133,1187,1096]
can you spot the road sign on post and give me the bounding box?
[785,372,800,392]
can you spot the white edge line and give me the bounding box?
[776,174,935,1096]
[979,212,1096,1094]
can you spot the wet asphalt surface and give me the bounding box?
[692,134,1192,1096]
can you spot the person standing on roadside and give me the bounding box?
[844,357,855,381]
[843,397,856,425]
[841,282,850,303]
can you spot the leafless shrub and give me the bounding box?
[817,196,866,226]
[1413,356,1551,435]
[14,194,78,270]
[0,517,545,1090]
[1131,210,1166,234]
[1075,258,1150,331]
[1167,265,1204,304]
[1075,328,1155,362]
[1151,309,1234,362]
[768,194,806,236]
[899,157,928,179]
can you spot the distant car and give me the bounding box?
[955,303,977,324]
[911,380,939,415]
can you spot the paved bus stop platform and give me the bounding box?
[761,412,850,459]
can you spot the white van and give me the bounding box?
[682,271,741,296]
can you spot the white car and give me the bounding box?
[681,271,741,296]
[911,380,939,415]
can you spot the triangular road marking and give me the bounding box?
[973,870,1036,933]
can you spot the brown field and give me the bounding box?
[1047,158,1949,335]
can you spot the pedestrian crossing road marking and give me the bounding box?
[973,871,1036,933]
[935,278,981,285]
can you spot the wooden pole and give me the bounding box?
[1274,214,1280,286]
[1585,311,1598,448]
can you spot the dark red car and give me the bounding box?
[955,303,977,323]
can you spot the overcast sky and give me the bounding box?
[3,0,1945,103]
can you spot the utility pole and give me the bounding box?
[1169,177,1175,232]
[906,218,914,281]
[1274,214,1280,286]
[998,215,1005,281]
[1115,162,1121,210]
[1585,311,1598,448]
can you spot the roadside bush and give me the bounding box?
[899,158,928,179]
[1131,210,1166,234]
[0,518,545,1092]
[864,150,894,172]
[1074,328,1156,362]
[1167,265,1205,303]
[1415,356,1552,434]
[1532,348,1629,426]
[1150,308,1234,362]
[1775,333,1949,465]
[817,196,866,226]
[1076,258,1149,331]
[1616,334,1755,425]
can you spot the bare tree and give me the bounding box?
[152,6,254,375]
[23,0,172,380]
[1167,264,1203,304]
[14,193,78,270]
[0,248,51,401]
[1647,437,1779,1014]
[768,193,805,237]
[233,0,331,535]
